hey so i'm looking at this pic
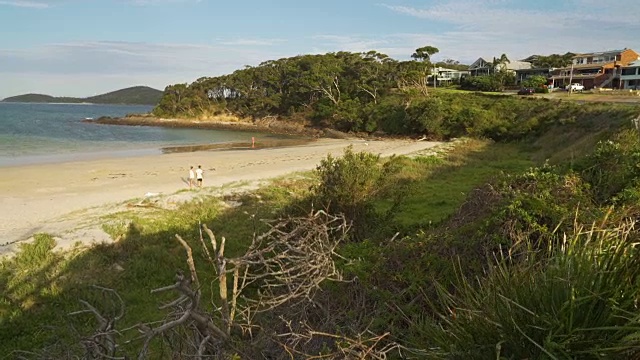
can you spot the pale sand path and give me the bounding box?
[0,138,441,255]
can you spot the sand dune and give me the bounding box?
[0,138,441,255]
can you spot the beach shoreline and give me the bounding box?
[0,138,442,256]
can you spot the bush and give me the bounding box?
[577,130,640,204]
[312,147,404,240]
[406,97,446,136]
[479,164,595,254]
[423,223,640,359]
[522,75,548,89]
[367,99,408,135]
[460,75,503,92]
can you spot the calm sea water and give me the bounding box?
[0,103,288,167]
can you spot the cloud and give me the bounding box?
[378,0,640,62]
[0,0,50,8]
[310,35,388,54]
[0,41,283,75]
[0,40,290,98]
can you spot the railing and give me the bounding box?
[598,68,618,89]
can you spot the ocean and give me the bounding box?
[0,102,290,167]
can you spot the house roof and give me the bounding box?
[506,61,532,71]
[625,60,640,68]
[573,49,626,58]
[469,57,531,70]
[469,57,491,69]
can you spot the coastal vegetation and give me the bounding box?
[3,47,640,358]
[1,86,163,105]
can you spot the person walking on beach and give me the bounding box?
[195,165,204,187]
[188,166,195,188]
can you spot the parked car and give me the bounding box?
[518,87,535,95]
[569,83,585,92]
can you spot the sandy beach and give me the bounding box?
[0,138,441,255]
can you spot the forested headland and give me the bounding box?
[149,48,579,141]
[152,48,481,137]
[4,47,640,358]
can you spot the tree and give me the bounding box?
[492,53,510,72]
[407,46,440,95]
[491,54,512,86]
[522,75,548,89]
[435,59,469,71]
[411,46,440,63]
[531,52,575,68]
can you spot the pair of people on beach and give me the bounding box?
[188,165,204,188]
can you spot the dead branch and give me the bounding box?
[278,320,404,360]
[232,209,349,315]
[139,269,229,359]
[68,286,126,359]
[137,209,350,358]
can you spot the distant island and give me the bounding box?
[1,86,163,106]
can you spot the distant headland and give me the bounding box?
[1,86,163,106]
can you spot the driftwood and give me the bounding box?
[137,209,352,358]
[41,210,407,359]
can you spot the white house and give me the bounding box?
[621,60,640,90]
[430,67,470,85]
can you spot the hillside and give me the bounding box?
[2,86,163,105]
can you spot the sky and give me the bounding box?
[1,0,640,99]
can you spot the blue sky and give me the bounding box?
[1,0,639,99]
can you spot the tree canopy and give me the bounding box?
[411,46,440,62]
[154,49,441,131]
[529,52,575,68]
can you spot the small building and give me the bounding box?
[430,67,470,86]
[621,60,640,90]
[550,48,640,89]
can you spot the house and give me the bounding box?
[430,67,470,86]
[621,60,640,90]
[550,48,640,89]
[468,56,531,76]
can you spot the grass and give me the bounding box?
[422,223,640,359]
[377,139,534,230]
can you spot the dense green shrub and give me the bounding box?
[423,224,640,359]
[367,99,408,134]
[522,75,548,89]
[460,75,503,92]
[477,165,595,254]
[577,130,640,204]
[406,96,446,136]
[312,147,406,240]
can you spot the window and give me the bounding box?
[622,68,638,76]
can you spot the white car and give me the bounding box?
[569,83,585,91]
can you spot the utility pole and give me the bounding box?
[567,62,575,95]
